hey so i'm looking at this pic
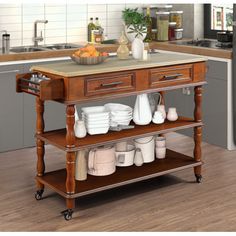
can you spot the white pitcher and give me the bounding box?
[133,93,152,125]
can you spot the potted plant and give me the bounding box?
[122,8,147,42]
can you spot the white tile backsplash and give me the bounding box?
[87,4,106,13]
[0,3,139,47]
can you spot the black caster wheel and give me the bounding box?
[195,174,202,183]
[61,209,73,221]
[35,189,44,200]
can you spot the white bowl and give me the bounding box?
[86,122,110,129]
[82,106,108,114]
[83,112,110,120]
[104,103,133,112]
[87,126,109,135]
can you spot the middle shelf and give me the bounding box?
[36,116,203,152]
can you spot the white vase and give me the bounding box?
[133,93,152,125]
[157,105,166,120]
[74,120,87,138]
[131,37,144,60]
[124,24,147,42]
[167,107,178,121]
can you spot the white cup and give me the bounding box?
[155,147,166,159]
[155,136,166,148]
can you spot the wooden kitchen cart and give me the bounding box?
[16,53,206,220]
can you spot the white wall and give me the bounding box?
[0,3,144,47]
[0,3,203,47]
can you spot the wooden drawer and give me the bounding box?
[84,71,136,97]
[149,64,193,88]
[16,73,64,101]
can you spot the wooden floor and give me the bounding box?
[1,132,236,231]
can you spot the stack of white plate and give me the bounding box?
[104,103,133,127]
[81,106,110,135]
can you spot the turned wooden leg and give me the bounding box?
[36,97,45,191]
[65,105,76,211]
[159,91,165,138]
[194,86,203,183]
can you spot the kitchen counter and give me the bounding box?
[149,41,232,59]
[31,53,206,77]
[0,40,232,63]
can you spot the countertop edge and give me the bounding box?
[31,56,207,78]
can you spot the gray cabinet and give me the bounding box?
[23,61,69,147]
[165,59,227,148]
[0,64,24,152]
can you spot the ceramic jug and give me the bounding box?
[133,93,152,125]
[88,146,116,176]
[134,136,155,163]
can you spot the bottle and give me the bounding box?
[144,7,152,42]
[117,31,129,60]
[94,17,104,43]
[2,31,10,54]
[87,17,96,42]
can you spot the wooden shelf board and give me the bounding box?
[36,149,202,199]
[36,117,203,152]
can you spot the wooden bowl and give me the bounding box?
[71,55,108,65]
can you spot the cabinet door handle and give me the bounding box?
[163,73,183,80]
[0,69,20,74]
[100,81,123,87]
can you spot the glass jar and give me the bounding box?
[170,11,183,29]
[156,12,169,41]
[151,29,158,41]
[168,22,176,41]
[174,28,183,40]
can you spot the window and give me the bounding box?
[204,4,233,39]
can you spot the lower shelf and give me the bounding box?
[36,149,202,199]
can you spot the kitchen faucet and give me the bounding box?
[33,20,48,47]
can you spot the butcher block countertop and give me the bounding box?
[31,52,206,77]
[0,40,232,63]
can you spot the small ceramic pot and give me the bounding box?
[152,111,164,124]
[167,107,178,121]
[155,147,166,159]
[74,120,87,138]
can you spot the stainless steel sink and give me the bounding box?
[10,43,82,53]
[10,46,46,53]
[42,43,81,50]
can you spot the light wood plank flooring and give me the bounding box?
[1,132,236,231]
